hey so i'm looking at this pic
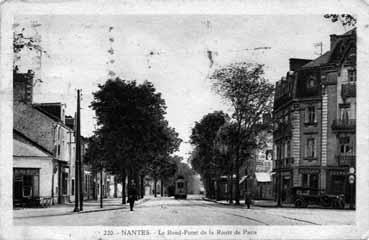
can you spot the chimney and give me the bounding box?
[289,58,312,71]
[13,69,34,104]
[330,34,337,50]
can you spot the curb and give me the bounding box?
[202,198,246,207]
[77,197,151,214]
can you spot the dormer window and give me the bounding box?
[307,75,316,88]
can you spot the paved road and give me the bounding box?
[14,195,354,226]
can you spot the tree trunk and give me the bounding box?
[216,179,220,201]
[207,176,211,199]
[228,174,233,204]
[122,170,126,204]
[113,176,117,198]
[235,164,240,205]
[100,169,103,208]
[154,178,157,197]
[140,174,144,198]
[135,172,140,199]
[160,178,164,197]
[234,121,242,205]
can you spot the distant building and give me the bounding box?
[273,29,356,204]
[240,119,274,200]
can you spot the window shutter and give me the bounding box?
[304,108,308,123]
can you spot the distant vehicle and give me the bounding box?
[291,187,345,209]
[174,176,187,199]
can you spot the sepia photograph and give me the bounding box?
[1,1,369,239]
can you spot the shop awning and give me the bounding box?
[255,172,271,182]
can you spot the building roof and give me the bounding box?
[301,51,332,69]
[255,172,271,182]
[32,103,63,122]
[14,130,53,157]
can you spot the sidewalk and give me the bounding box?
[203,198,354,210]
[13,197,152,219]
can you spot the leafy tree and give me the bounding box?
[13,25,47,85]
[324,14,356,28]
[145,119,182,197]
[189,111,228,198]
[90,78,175,203]
[210,62,274,204]
[84,134,108,202]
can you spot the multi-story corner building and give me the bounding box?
[273,29,356,203]
[13,69,75,205]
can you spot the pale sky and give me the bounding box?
[14,15,345,161]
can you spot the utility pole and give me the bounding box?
[100,168,103,208]
[74,90,80,212]
[76,89,84,211]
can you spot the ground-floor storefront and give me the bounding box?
[13,136,55,207]
[272,166,355,205]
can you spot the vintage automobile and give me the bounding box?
[291,187,345,209]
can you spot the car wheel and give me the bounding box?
[320,196,331,207]
[295,199,304,208]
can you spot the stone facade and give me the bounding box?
[273,29,356,204]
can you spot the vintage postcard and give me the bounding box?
[0,0,368,239]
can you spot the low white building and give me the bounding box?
[13,130,54,206]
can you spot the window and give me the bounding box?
[340,107,350,122]
[301,173,319,189]
[284,142,288,158]
[286,141,291,158]
[57,144,61,156]
[348,69,356,82]
[302,174,308,187]
[306,106,316,124]
[62,172,68,195]
[309,174,319,189]
[307,75,316,88]
[306,138,316,158]
[339,136,353,154]
[23,175,33,197]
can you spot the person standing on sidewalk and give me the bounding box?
[128,180,138,211]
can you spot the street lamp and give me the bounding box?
[348,167,355,209]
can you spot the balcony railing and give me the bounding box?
[341,83,356,98]
[273,122,292,139]
[274,157,294,170]
[331,119,356,132]
[336,154,355,167]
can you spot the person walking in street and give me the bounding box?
[244,191,252,209]
[128,180,138,211]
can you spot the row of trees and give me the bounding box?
[190,62,274,205]
[85,78,183,204]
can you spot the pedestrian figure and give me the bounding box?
[128,180,137,211]
[245,191,252,209]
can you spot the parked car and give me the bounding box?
[291,187,345,209]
